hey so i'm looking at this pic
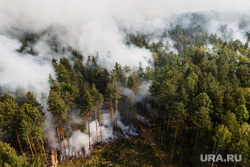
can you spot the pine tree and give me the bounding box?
[105,83,115,129]
[97,93,104,143]
[80,83,93,149]
[211,124,232,167]
[234,105,249,123]
[127,72,141,128]
[48,82,68,152]
[89,83,99,137]
[17,103,45,158]
[191,93,213,152]
[0,98,24,155]
[112,63,126,84]
[112,76,122,128]
[0,141,28,167]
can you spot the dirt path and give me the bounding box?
[138,124,174,167]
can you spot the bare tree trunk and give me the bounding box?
[234,161,237,167]
[99,105,103,144]
[130,96,134,130]
[15,128,24,156]
[132,95,134,114]
[115,99,118,128]
[60,122,63,141]
[28,136,34,158]
[61,119,66,152]
[90,110,92,122]
[88,111,91,149]
[95,107,98,137]
[44,136,47,145]
[10,135,14,148]
[29,134,37,156]
[167,110,171,132]
[56,123,62,151]
[109,101,112,127]
[193,129,199,152]
[41,139,48,163]
[6,134,10,143]
[67,122,71,154]
[174,127,178,147]
[67,121,71,133]
[129,96,132,130]
[111,102,114,129]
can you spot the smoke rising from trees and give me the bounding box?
[0,0,250,95]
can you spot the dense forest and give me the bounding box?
[0,12,250,167]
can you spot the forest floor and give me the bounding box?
[59,124,176,167]
[139,124,174,167]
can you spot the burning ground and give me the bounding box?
[59,123,169,167]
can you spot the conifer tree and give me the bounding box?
[80,83,93,149]
[97,93,104,143]
[112,62,126,84]
[18,103,44,158]
[191,93,213,151]
[89,83,99,137]
[0,141,28,167]
[105,83,115,128]
[48,81,68,152]
[127,72,141,128]
[0,98,24,155]
[112,76,122,128]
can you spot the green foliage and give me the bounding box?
[222,111,239,134]
[48,90,67,120]
[0,141,28,167]
[112,63,126,84]
[105,83,115,102]
[213,124,232,153]
[60,139,162,167]
[191,106,212,131]
[101,140,162,167]
[0,98,18,131]
[30,156,46,167]
[18,103,44,144]
[234,105,249,123]
[127,72,141,94]
[192,92,213,112]
[80,83,93,114]
[143,28,250,166]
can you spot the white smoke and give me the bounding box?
[1,0,250,95]
[59,110,137,158]
[64,121,114,156]
[134,81,153,103]
[0,35,53,97]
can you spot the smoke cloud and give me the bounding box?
[1,0,250,95]
[60,111,137,158]
[0,35,53,97]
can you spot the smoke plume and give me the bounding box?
[1,0,250,95]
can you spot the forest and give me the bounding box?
[0,9,250,167]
